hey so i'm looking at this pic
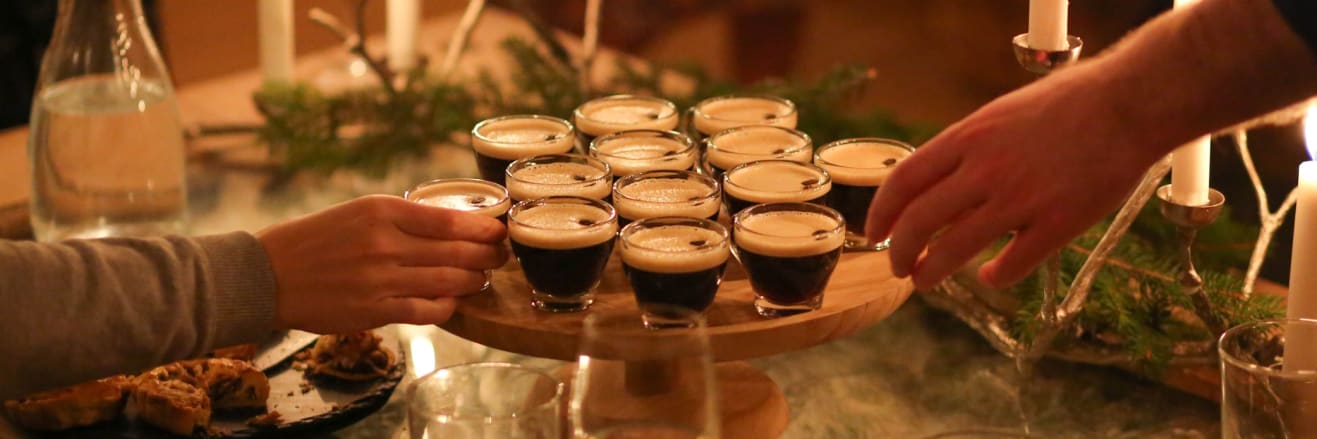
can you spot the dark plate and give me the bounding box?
[39,330,406,439]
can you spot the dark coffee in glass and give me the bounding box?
[702,125,811,182]
[508,196,618,312]
[405,178,511,291]
[505,153,613,203]
[722,160,831,218]
[472,115,576,186]
[620,217,730,329]
[814,137,914,251]
[733,202,846,318]
[589,129,696,179]
[574,95,679,147]
[612,170,720,227]
[404,178,511,221]
[685,94,798,145]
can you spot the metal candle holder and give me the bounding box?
[1012,33,1084,355]
[1011,34,1084,75]
[1156,184,1228,335]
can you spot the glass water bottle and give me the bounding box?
[29,0,187,241]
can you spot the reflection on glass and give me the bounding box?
[571,308,720,438]
[407,362,562,439]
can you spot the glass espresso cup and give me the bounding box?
[472,114,576,186]
[612,170,720,227]
[589,129,697,179]
[685,94,798,144]
[814,138,914,251]
[733,202,845,318]
[508,196,618,312]
[505,153,613,203]
[405,178,512,291]
[620,217,731,329]
[722,159,831,218]
[573,95,680,146]
[702,125,812,182]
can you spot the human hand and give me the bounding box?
[865,74,1166,291]
[256,195,508,333]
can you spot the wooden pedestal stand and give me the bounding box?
[440,250,913,438]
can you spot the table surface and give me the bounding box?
[0,8,1221,439]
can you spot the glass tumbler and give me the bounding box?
[407,362,564,439]
[1220,319,1317,438]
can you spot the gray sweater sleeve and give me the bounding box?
[0,232,278,399]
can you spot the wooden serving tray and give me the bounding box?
[441,249,914,362]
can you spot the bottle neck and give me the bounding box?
[42,0,169,87]
[54,0,147,37]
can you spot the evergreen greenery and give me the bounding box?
[253,36,935,177]
[1009,202,1281,374]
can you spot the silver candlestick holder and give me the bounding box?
[1011,34,1084,75]
[1012,33,1084,367]
[1156,185,1229,335]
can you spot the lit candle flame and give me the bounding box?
[1305,103,1317,160]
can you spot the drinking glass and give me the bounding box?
[1220,319,1317,438]
[573,95,680,146]
[612,170,720,227]
[813,137,914,251]
[733,202,846,317]
[506,154,613,203]
[589,129,697,178]
[701,125,811,182]
[571,308,720,438]
[683,94,797,145]
[472,114,577,186]
[721,160,831,218]
[619,217,731,328]
[407,362,563,439]
[405,178,512,290]
[508,196,618,312]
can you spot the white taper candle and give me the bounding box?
[1284,110,1317,373]
[258,0,294,83]
[1170,137,1212,206]
[1027,0,1068,51]
[387,0,420,72]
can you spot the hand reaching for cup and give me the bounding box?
[257,195,508,334]
[865,73,1164,292]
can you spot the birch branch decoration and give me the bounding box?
[579,0,603,96]
[308,2,396,94]
[1236,130,1302,295]
[439,0,487,79]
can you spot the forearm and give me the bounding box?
[0,232,277,399]
[1052,0,1317,161]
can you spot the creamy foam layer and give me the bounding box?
[815,141,911,186]
[734,211,845,257]
[594,136,696,176]
[724,162,831,203]
[575,98,679,136]
[409,181,510,218]
[507,162,612,200]
[693,97,797,134]
[472,118,575,160]
[614,178,720,220]
[510,203,617,249]
[706,127,811,170]
[622,225,729,273]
